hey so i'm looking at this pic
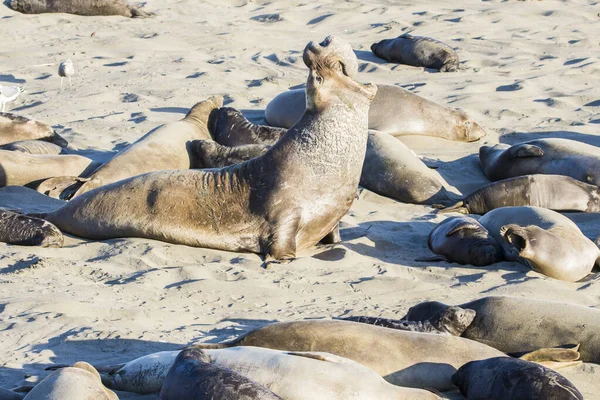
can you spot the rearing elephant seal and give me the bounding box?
[371,34,460,72]
[0,113,67,147]
[24,36,376,264]
[9,0,152,18]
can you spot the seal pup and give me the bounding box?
[438,174,600,214]
[479,206,599,282]
[452,357,584,399]
[265,85,486,142]
[479,138,600,184]
[371,34,460,72]
[9,0,152,18]
[38,96,223,200]
[24,36,376,265]
[0,113,67,147]
[160,348,282,400]
[0,208,63,247]
[0,140,64,155]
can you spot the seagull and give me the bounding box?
[0,85,24,112]
[58,60,75,88]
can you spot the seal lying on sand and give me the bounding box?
[265,85,485,142]
[479,206,599,282]
[0,113,67,147]
[479,138,600,184]
[9,0,152,17]
[38,97,223,200]
[438,174,600,214]
[0,140,64,155]
[0,209,63,247]
[371,34,460,72]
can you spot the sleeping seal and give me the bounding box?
[0,113,67,147]
[9,0,152,17]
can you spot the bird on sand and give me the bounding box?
[58,60,75,88]
[0,85,24,112]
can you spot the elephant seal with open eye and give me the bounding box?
[0,113,67,147]
[371,34,460,72]
[0,208,63,247]
[0,140,64,155]
[9,0,152,17]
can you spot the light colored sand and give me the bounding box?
[0,0,599,398]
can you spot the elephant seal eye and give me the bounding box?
[316,75,323,84]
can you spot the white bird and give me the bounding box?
[58,60,75,88]
[0,85,24,112]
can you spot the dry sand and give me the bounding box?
[1,0,599,398]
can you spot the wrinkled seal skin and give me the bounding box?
[9,0,152,17]
[341,305,476,336]
[0,113,67,147]
[479,206,599,282]
[0,209,63,247]
[371,34,460,72]
[34,36,376,263]
[479,138,600,184]
[427,216,502,266]
[452,357,583,400]
[160,348,282,400]
[0,140,64,155]
[38,97,223,200]
[265,85,486,142]
[439,174,600,214]
[403,296,600,363]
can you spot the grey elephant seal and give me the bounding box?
[26,36,375,264]
[403,296,600,363]
[479,206,599,282]
[265,84,486,142]
[452,357,583,400]
[38,96,223,200]
[438,174,600,214]
[480,138,600,184]
[0,140,64,155]
[0,209,63,247]
[9,0,152,17]
[371,34,460,72]
[425,216,502,266]
[341,305,476,335]
[0,113,67,147]
[160,348,282,400]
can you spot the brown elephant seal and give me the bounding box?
[9,0,152,17]
[479,138,600,184]
[341,305,476,336]
[38,96,223,200]
[438,174,600,215]
[452,357,583,400]
[23,36,376,264]
[211,107,287,147]
[25,362,117,400]
[160,348,282,400]
[403,296,600,363]
[265,84,486,142]
[423,216,502,266]
[0,140,64,155]
[0,208,63,247]
[0,113,67,147]
[478,206,599,282]
[371,34,460,72]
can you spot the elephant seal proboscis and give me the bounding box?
[160,348,282,400]
[438,174,600,214]
[0,140,64,155]
[265,84,486,142]
[24,36,376,265]
[479,138,600,184]
[452,357,583,400]
[38,96,223,200]
[341,305,476,335]
[9,0,152,18]
[0,208,63,247]
[370,34,460,72]
[479,206,599,282]
[0,113,67,147]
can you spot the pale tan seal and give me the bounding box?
[9,0,152,17]
[0,140,64,154]
[0,113,67,147]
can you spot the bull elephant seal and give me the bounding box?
[160,348,282,400]
[479,138,600,184]
[25,362,117,400]
[38,96,223,200]
[438,174,600,214]
[0,209,63,247]
[371,34,460,72]
[23,36,375,264]
[403,296,600,363]
[424,216,502,266]
[0,113,67,147]
[452,357,583,400]
[265,84,486,142]
[479,206,599,282]
[9,0,152,17]
[0,140,64,155]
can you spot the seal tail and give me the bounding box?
[51,131,69,148]
[36,176,90,200]
[434,200,469,214]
